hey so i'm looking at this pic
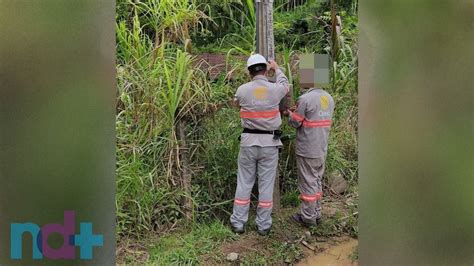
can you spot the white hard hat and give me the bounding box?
[247,53,267,68]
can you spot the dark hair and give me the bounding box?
[248,63,267,76]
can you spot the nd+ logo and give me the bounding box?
[10,211,103,260]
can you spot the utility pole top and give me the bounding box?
[255,0,275,61]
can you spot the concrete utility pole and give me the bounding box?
[255,0,281,210]
[255,0,275,61]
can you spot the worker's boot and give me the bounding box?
[231,225,245,234]
[291,213,316,228]
[256,225,272,236]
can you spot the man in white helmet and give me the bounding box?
[230,54,290,236]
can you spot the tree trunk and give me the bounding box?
[177,119,193,221]
[330,0,339,61]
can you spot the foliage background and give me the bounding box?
[358,0,474,264]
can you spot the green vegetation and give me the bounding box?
[116,0,358,263]
[119,204,357,264]
[148,222,236,264]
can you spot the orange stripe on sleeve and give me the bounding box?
[302,120,332,128]
[290,111,305,122]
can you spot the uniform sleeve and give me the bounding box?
[234,87,241,105]
[275,68,290,100]
[288,98,306,128]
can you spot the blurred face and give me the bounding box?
[299,53,330,89]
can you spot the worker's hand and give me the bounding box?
[288,105,297,112]
[268,60,279,71]
[231,98,240,108]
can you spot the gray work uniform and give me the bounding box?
[230,69,289,231]
[288,88,335,224]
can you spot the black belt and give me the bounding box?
[242,128,282,140]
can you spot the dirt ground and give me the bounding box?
[298,237,358,266]
[216,229,357,265]
[206,197,358,265]
[116,196,358,265]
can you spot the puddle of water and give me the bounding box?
[298,238,358,266]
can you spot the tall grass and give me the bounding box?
[326,14,358,184]
[116,0,213,237]
[219,0,256,54]
[129,0,206,43]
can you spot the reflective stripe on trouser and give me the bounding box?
[297,155,325,224]
[230,146,278,231]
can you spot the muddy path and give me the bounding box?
[298,237,358,266]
